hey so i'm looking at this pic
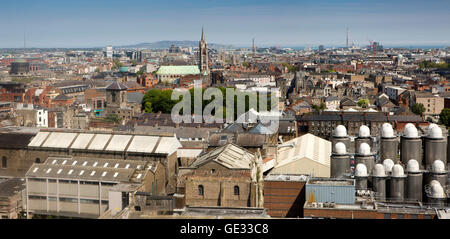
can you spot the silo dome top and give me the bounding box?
[334,142,347,154]
[373,164,387,177]
[358,143,371,155]
[403,123,419,138]
[358,125,370,138]
[430,181,445,198]
[429,126,443,139]
[406,159,420,173]
[334,125,348,137]
[432,160,446,173]
[355,163,368,177]
[430,180,440,187]
[427,123,438,131]
[392,164,405,177]
[383,159,394,173]
[381,123,395,138]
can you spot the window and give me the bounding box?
[198,185,204,196]
[234,186,240,196]
[35,158,40,163]
[1,156,6,168]
[111,92,116,103]
[384,213,390,219]
[211,169,216,174]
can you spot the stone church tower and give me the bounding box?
[199,27,209,74]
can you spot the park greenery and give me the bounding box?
[411,103,426,116]
[141,87,274,120]
[281,62,300,73]
[311,103,326,112]
[439,108,450,128]
[102,114,121,123]
[419,60,450,69]
[357,99,370,108]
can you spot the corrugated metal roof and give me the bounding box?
[276,133,331,169]
[105,135,133,151]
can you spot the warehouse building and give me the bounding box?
[25,156,153,218]
[264,133,331,177]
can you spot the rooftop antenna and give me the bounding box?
[346,27,349,48]
[23,27,26,51]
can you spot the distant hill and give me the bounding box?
[117,40,234,49]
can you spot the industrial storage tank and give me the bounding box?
[400,123,422,168]
[355,143,375,176]
[383,158,395,198]
[406,159,423,202]
[426,180,446,207]
[390,164,406,202]
[428,160,448,187]
[383,159,394,175]
[355,125,372,151]
[379,123,399,163]
[331,125,351,154]
[355,163,368,190]
[331,142,351,178]
[372,164,387,200]
[424,126,447,170]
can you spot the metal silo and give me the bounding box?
[379,123,399,163]
[406,159,423,202]
[428,160,448,187]
[390,164,406,202]
[355,125,372,151]
[355,143,375,177]
[400,123,422,168]
[372,164,387,200]
[383,159,395,198]
[424,126,447,170]
[355,163,368,190]
[331,125,351,154]
[331,142,351,178]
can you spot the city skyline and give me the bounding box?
[1,0,450,48]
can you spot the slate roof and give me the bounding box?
[189,143,254,169]
[106,81,128,91]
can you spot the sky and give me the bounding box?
[1,0,450,48]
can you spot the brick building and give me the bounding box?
[177,143,263,209]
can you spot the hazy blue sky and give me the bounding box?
[1,0,449,48]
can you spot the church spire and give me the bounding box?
[201,26,205,42]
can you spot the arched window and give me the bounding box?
[198,185,204,196]
[234,186,240,196]
[35,158,41,163]
[1,156,6,168]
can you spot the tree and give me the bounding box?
[411,103,426,116]
[312,103,325,112]
[104,114,121,123]
[357,99,370,108]
[439,108,450,127]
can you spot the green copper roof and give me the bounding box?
[156,65,200,75]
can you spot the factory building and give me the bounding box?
[25,156,156,218]
[322,123,449,218]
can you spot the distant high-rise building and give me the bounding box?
[252,38,257,55]
[199,27,209,74]
[106,45,113,59]
[318,45,324,52]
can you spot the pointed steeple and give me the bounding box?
[201,26,205,42]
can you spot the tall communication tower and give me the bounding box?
[346,27,349,48]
